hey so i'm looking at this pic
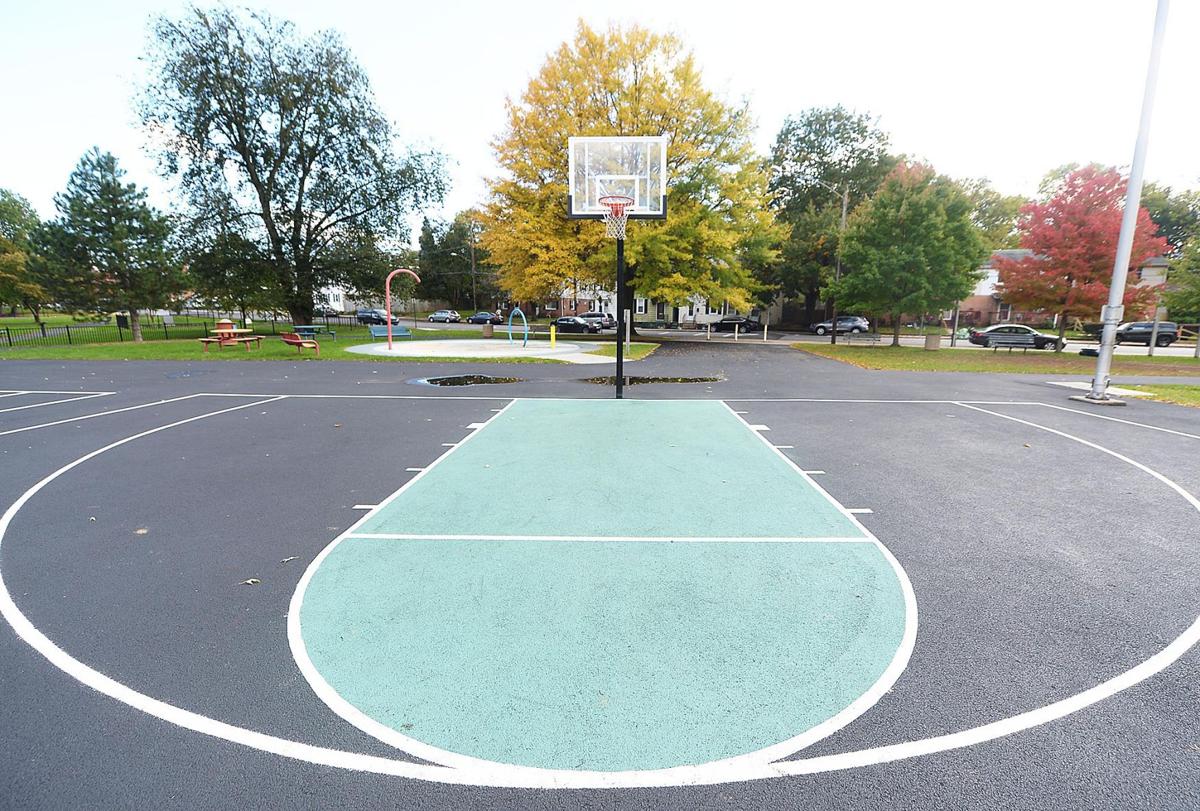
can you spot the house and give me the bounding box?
[542,285,779,328]
[954,250,1169,328]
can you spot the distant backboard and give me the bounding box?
[568,136,667,220]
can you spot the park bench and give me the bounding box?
[844,332,882,346]
[293,325,337,341]
[987,333,1038,352]
[280,332,319,356]
[369,325,412,340]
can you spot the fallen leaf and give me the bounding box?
[89,516,96,522]
[334,423,343,428]
[240,578,261,586]
[280,556,299,564]
[1024,443,1031,448]
[134,528,149,535]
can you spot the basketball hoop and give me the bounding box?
[598,195,634,240]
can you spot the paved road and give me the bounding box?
[1,345,1198,809]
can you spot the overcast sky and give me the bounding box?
[4,0,1196,241]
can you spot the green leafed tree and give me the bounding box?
[960,178,1026,249]
[0,189,45,319]
[1140,182,1200,257]
[767,106,895,325]
[418,211,499,311]
[140,7,447,326]
[1164,238,1200,321]
[837,163,989,346]
[481,21,780,314]
[34,149,179,341]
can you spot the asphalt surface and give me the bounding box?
[1,344,1198,809]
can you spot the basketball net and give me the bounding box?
[598,195,634,240]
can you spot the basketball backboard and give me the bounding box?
[568,136,667,219]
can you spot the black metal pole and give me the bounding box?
[615,237,626,399]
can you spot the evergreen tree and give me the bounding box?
[36,149,179,342]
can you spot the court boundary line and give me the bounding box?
[0,392,112,414]
[0,389,113,395]
[0,398,1196,788]
[0,394,221,437]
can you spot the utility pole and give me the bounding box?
[1080,0,1170,403]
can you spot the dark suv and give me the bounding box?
[1115,321,1178,347]
[356,308,398,325]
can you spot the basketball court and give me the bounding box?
[1,349,1198,806]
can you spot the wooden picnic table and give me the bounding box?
[199,326,263,352]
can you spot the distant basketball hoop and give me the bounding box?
[598,195,634,240]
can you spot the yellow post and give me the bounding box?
[550,324,556,347]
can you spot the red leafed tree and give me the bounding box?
[995,166,1168,350]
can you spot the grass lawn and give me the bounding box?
[0,334,659,364]
[585,342,658,360]
[795,343,1200,376]
[1126,384,1200,407]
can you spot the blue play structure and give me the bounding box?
[507,307,529,347]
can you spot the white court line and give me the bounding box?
[405,467,424,472]
[0,391,29,399]
[723,398,1043,404]
[0,389,112,395]
[0,394,214,437]
[0,392,111,414]
[1030,402,1200,441]
[749,424,770,431]
[1,397,1197,789]
[847,508,873,514]
[467,422,488,428]
[196,392,513,401]
[440,442,457,447]
[351,505,376,510]
[345,533,871,544]
[774,445,794,449]
[803,470,826,475]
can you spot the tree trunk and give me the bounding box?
[1056,315,1067,352]
[29,304,41,324]
[803,287,818,327]
[891,316,901,347]
[130,309,144,343]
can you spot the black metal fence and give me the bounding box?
[0,312,381,349]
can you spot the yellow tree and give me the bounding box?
[481,21,781,310]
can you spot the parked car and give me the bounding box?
[466,311,503,324]
[579,311,617,329]
[810,315,870,335]
[552,315,600,334]
[428,309,462,323]
[356,308,398,325]
[710,315,763,332]
[1115,321,1178,346]
[968,323,1063,350]
[312,303,339,317]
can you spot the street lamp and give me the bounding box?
[811,178,850,345]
